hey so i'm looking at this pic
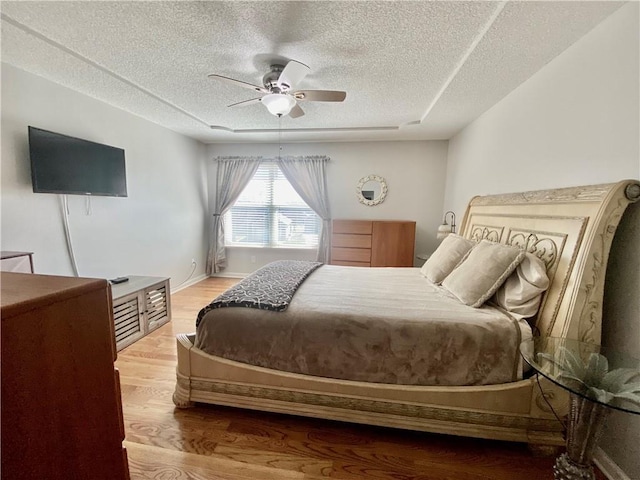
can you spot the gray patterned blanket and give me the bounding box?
[196,260,322,327]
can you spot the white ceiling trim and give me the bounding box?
[1,3,502,138]
[0,1,624,143]
[0,11,212,128]
[210,125,399,134]
[3,9,404,137]
[420,1,507,124]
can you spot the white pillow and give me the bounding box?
[420,234,475,284]
[442,240,526,308]
[492,253,550,319]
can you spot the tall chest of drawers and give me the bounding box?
[330,219,416,267]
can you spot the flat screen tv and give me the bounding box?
[29,126,127,197]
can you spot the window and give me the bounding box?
[224,163,320,248]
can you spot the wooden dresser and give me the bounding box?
[1,273,130,480]
[331,219,416,267]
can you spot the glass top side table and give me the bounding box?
[520,337,640,480]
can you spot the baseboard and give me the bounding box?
[594,447,631,480]
[171,272,245,294]
[211,272,246,279]
[171,274,207,293]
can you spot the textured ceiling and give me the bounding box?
[0,1,625,143]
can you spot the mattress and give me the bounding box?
[195,265,532,386]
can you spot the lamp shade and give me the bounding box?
[436,211,456,240]
[261,93,296,116]
[437,223,453,240]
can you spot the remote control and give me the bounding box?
[110,277,129,284]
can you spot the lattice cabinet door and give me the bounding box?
[111,276,171,351]
[112,291,145,350]
[144,280,171,333]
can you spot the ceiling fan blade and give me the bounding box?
[227,98,262,108]
[208,74,269,93]
[277,60,310,89]
[293,90,346,102]
[288,103,305,118]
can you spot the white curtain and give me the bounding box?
[277,155,332,263]
[206,157,261,274]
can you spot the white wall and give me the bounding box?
[207,141,448,275]
[445,4,639,478]
[1,64,209,289]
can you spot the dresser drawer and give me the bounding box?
[332,220,372,235]
[331,260,371,267]
[332,233,372,249]
[331,247,371,263]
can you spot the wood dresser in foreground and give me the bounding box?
[1,272,130,480]
[330,219,416,267]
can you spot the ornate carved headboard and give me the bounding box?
[458,180,640,345]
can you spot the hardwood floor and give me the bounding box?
[116,277,603,480]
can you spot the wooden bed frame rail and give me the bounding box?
[174,180,640,447]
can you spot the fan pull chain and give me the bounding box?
[278,115,282,160]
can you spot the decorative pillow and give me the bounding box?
[420,234,476,284]
[442,240,526,308]
[492,253,550,319]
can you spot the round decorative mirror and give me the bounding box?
[356,174,388,206]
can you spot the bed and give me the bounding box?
[173,180,640,448]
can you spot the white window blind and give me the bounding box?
[224,163,320,248]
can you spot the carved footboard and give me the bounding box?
[175,332,567,444]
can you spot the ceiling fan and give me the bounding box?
[208,60,346,118]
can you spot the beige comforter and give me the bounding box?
[195,265,530,386]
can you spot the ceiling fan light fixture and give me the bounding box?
[261,93,296,116]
